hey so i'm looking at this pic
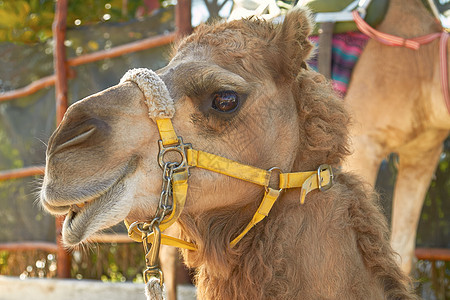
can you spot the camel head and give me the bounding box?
[40,8,349,247]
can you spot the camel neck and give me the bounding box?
[178,175,413,299]
[178,191,305,299]
[378,0,441,38]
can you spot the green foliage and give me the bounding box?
[416,147,450,249]
[0,0,55,44]
[0,0,156,44]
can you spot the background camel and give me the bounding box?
[40,8,416,299]
[342,0,450,274]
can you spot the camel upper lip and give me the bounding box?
[41,155,139,215]
[41,182,113,215]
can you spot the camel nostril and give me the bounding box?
[51,127,96,155]
[47,117,111,156]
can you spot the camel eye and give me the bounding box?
[212,91,239,113]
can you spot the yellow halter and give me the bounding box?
[125,117,334,251]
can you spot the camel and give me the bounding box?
[341,0,450,274]
[39,8,417,299]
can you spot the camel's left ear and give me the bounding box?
[274,8,314,76]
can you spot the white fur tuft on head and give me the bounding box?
[120,68,175,121]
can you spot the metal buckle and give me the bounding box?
[158,137,192,172]
[317,164,334,192]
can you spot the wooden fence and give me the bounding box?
[0,0,192,278]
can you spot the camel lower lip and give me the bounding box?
[67,202,86,222]
[64,201,93,232]
[65,209,76,228]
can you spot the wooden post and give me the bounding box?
[174,0,194,289]
[175,0,192,38]
[52,0,71,279]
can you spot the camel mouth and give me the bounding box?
[41,156,140,246]
[41,173,123,216]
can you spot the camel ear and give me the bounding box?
[274,8,314,75]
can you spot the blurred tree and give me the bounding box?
[0,0,162,44]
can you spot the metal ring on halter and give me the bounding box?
[157,137,192,172]
[144,266,164,285]
[317,164,334,192]
[266,166,284,192]
[127,221,152,236]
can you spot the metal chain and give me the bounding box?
[129,162,178,288]
[137,162,177,234]
[153,162,177,224]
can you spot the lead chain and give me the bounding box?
[152,162,176,225]
[140,162,177,287]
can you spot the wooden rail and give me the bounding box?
[0,165,45,181]
[415,247,450,261]
[68,32,176,67]
[0,75,56,102]
[0,34,175,102]
[0,242,58,252]
[89,234,133,243]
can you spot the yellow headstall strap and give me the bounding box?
[156,118,179,146]
[125,117,334,251]
[124,168,197,250]
[125,219,197,251]
[230,187,281,247]
[280,166,333,204]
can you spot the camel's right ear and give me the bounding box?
[274,8,314,76]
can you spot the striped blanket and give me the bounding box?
[308,32,369,97]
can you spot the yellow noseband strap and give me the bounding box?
[126,118,334,250]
